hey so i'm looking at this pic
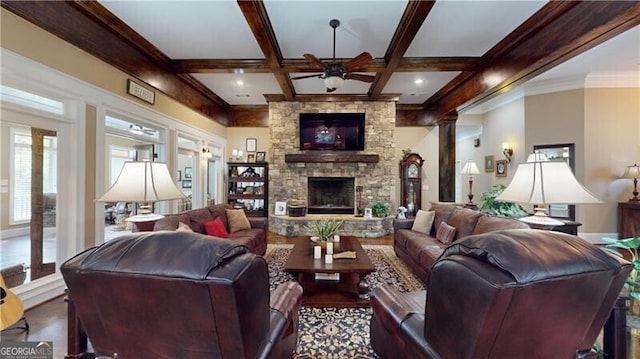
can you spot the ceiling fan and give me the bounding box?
[291,19,375,92]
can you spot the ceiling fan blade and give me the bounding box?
[345,73,375,83]
[303,53,326,70]
[291,73,322,80]
[326,87,337,93]
[344,52,373,72]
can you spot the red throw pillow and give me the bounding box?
[204,217,229,238]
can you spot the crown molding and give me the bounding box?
[462,71,639,115]
[585,71,640,88]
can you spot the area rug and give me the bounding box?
[264,244,425,358]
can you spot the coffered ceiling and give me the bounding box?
[2,1,639,127]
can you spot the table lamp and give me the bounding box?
[622,164,640,202]
[496,151,601,229]
[97,161,185,231]
[460,160,481,209]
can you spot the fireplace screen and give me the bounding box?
[307,177,355,214]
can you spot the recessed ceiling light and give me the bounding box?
[414,79,423,85]
[236,80,244,86]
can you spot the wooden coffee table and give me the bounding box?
[284,236,375,307]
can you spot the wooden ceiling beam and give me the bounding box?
[264,94,401,103]
[1,1,231,125]
[368,1,435,99]
[424,1,640,118]
[171,57,480,74]
[237,1,295,101]
[228,105,269,127]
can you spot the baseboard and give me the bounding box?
[12,273,67,310]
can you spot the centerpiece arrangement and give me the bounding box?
[307,219,344,248]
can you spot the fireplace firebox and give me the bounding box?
[307,177,355,214]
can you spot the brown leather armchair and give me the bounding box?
[61,231,303,359]
[371,229,631,359]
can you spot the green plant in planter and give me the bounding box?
[602,237,640,308]
[478,184,527,218]
[306,219,344,242]
[601,236,640,355]
[371,202,390,218]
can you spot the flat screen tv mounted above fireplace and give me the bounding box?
[299,113,365,151]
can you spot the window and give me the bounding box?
[109,146,135,185]
[10,127,57,223]
[1,85,65,116]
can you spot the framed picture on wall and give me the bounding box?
[182,180,192,188]
[256,151,266,162]
[184,167,193,178]
[246,138,257,152]
[495,160,507,177]
[247,153,256,163]
[484,155,494,172]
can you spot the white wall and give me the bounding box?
[467,98,526,202]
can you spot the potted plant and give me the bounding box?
[601,236,640,356]
[306,219,343,247]
[372,201,390,218]
[479,184,527,218]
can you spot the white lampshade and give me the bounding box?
[497,151,601,227]
[97,161,185,203]
[324,76,344,90]
[460,160,481,175]
[622,164,640,179]
[622,163,640,201]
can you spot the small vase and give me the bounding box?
[318,241,328,249]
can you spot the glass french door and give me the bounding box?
[3,124,58,284]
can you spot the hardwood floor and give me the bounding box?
[0,231,392,358]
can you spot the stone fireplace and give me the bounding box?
[307,177,354,214]
[267,101,397,237]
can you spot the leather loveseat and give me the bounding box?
[62,231,303,359]
[153,203,268,255]
[393,203,528,284]
[371,229,632,358]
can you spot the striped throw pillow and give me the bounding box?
[436,222,456,245]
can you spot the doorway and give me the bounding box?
[2,124,58,284]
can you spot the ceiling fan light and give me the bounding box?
[324,76,344,90]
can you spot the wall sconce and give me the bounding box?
[202,148,212,158]
[502,143,513,164]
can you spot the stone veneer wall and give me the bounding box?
[268,101,396,232]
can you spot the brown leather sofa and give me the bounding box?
[61,231,303,359]
[371,229,632,359]
[153,203,268,255]
[394,203,528,284]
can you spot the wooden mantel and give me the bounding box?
[284,152,379,163]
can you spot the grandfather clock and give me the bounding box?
[400,153,424,218]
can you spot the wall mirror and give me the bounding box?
[533,143,575,220]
